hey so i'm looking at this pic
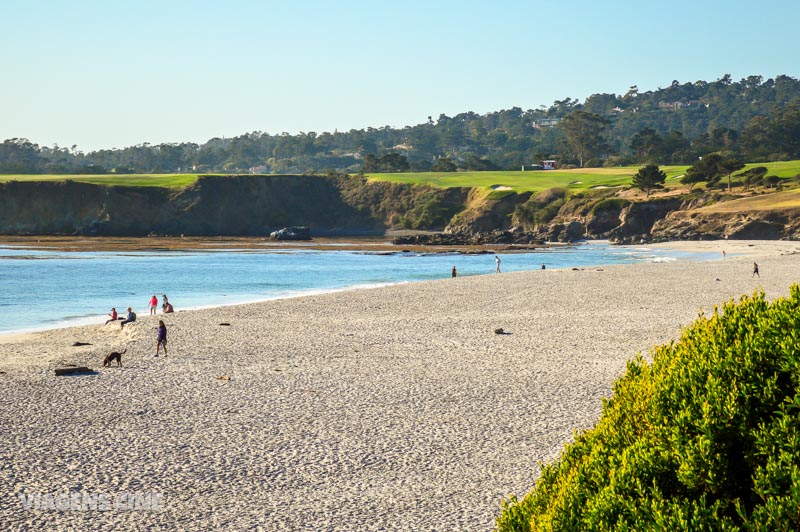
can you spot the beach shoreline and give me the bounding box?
[2,240,800,529]
[0,238,715,337]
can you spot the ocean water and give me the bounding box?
[0,241,718,334]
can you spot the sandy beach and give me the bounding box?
[2,240,800,530]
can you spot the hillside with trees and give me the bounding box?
[2,74,800,175]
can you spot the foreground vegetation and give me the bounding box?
[497,287,800,531]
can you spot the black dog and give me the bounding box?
[102,349,126,367]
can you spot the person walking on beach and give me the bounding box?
[162,294,169,312]
[105,307,118,325]
[155,320,167,357]
[451,266,457,278]
[722,250,726,259]
[149,294,158,316]
[495,255,502,274]
[120,307,136,328]
[753,262,760,278]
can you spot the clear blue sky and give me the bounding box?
[2,0,798,151]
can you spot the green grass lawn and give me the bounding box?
[366,160,800,193]
[365,166,685,193]
[1,160,798,192]
[0,174,202,188]
[741,160,800,178]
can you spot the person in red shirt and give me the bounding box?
[149,294,158,315]
[105,307,118,325]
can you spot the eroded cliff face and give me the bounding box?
[650,209,800,241]
[1,176,797,240]
[0,175,469,236]
[441,188,799,243]
[0,180,170,235]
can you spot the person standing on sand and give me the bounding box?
[105,307,118,325]
[753,262,760,278]
[452,266,457,278]
[149,294,158,316]
[155,320,167,357]
[495,255,502,274]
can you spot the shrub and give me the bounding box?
[513,188,568,227]
[590,197,630,215]
[487,189,517,201]
[497,287,800,531]
[532,199,564,225]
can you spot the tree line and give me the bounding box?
[2,74,800,175]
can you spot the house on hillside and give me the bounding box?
[523,160,559,171]
[249,165,268,174]
[532,118,561,129]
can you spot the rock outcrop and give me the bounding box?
[650,209,800,241]
[392,229,544,247]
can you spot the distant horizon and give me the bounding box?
[3,0,799,152]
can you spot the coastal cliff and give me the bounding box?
[0,175,468,236]
[441,188,799,243]
[0,175,797,240]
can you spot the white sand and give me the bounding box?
[2,241,800,530]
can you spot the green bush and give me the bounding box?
[497,287,800,531]
[513,188,568,227]
[590,197,631,215]
[488,189,517,201]
[532,199,564,225]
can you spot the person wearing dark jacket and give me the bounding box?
[155,320,167,356]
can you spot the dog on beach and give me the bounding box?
[102,349,126,367]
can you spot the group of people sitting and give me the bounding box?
[105,294,174,327]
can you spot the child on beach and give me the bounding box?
[105,307,118,325]
[149,294,158,316]
[155,320,167,356]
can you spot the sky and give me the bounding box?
[2,0,799,152]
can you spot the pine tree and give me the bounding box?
[632,164,667,197]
